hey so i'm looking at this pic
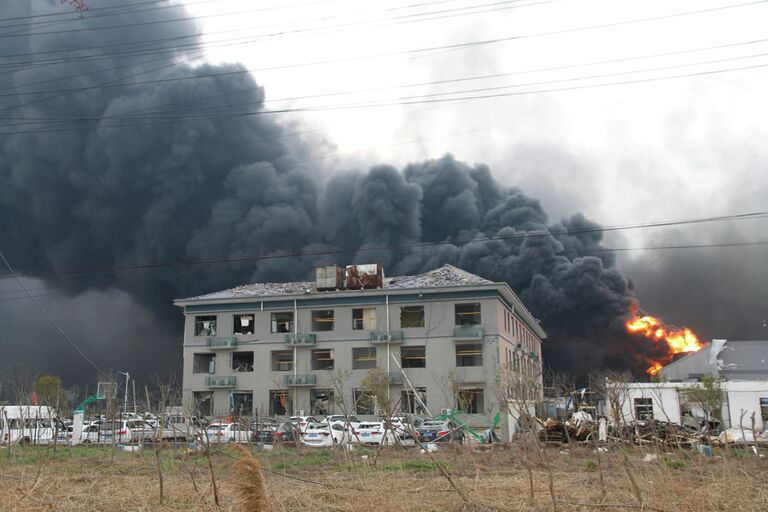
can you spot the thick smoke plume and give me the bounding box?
[1,0,667,384]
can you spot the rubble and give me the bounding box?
[537,416,700,448]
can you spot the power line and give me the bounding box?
[0,0,760,72]
[3,211,766,280]
[2,60,766,136]
[0,0,545,40]
[0,248,116,386]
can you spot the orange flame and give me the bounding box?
[625,314,704,375]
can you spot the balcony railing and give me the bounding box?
[207,337,237,349]
[284,333,317,346]
[205,376,236,388]
[284,374,317,386]
[370,331,404,344]
[452,325,484,341]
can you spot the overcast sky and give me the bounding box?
[1,0,766,390]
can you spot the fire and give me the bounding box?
[625,313,705,375]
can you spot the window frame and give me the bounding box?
[194,315,217,336]
[311,309,335,332]
[233,314,255,335]
[634,397,654,420]
[456,388,484,414]
[352,347,377,370]
[232,351,254,372]
[310,348,335,371]
[454,303,481,326]
[270,350,294,372]
[401,345,426,368]
[455,343,483,367]
[400,305,425,328]
[352,307,377,330]
[270,312,294,333]
[192,353,215,374]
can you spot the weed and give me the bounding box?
[662,457,686,469]
[584,460,597,471]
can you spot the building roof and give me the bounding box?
[183,264,493,301]
[175,264,546,339]
[660,339,768,381]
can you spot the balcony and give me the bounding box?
[205,376,236,388]
[284,333,317,346]
[284,374,317,386]
[207,337,237,350]
[453,325,484,341]
[370,331,404,344]
[388,372,404,385]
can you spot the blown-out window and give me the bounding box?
[195,316,217,336]
[400,306,425,328]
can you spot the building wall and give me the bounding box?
[180,290,543,431]
[608,381,768,431]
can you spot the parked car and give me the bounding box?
[324,415,360,427]
[272,421,301,444]
[0,405,63,445]
[301,422,352,448]
[203,422,250,443]
[80,420,135,444]
[416,419,464,444]
[289,416,321,432]
[249,418,279,443]
[352,422,397,445]
[382,417,417,444]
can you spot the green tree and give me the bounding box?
[35,374,63,406]
[686,375,724,423]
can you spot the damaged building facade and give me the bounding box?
[175,264,545,430]
[608,339,768,431]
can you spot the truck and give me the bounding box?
[0,405,66,445]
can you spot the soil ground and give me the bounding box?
[1,443,766,511]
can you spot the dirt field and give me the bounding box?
[1,443,766,511]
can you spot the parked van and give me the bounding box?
[0,406,65,445]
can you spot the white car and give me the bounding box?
[289,416,321,432]
[80,420,134,444]
[204,422,250,443]
[352,422,396,445]
[301,422,352,448]
[324,415,361,428]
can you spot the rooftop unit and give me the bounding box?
[315,265,344,291]
[346,263,383,290]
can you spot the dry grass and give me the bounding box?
[0,443,766,511]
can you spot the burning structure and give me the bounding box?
[624,311,705,375]
[175,264,545,436]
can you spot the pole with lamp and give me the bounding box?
[117,371,130,415]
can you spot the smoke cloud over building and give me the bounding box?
[2,0,759,385]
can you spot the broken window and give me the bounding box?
[352,308,377,330]
[232,351,254,372]
[401,387,427,415]
[195,315,217,336]
[352,347,377,370]
[269,390,292,416]
[233,314,254,335]
[271,350,293,371]
[193,353,215,374]
[761,398,768,423]
[311,310,334,331]
[634,398,654,420]
[400,306,425,328]
[456,388,484,414]
[456,343,483,367]
[233,392,253,416]
[271,312,294,333]
[311,349,335,370]
[401,346,426,368]
[455,303,481,326]
[310,389,334,416]
[354,389,376,415]
[193,391,213,416]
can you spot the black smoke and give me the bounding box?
[0,0,703,387]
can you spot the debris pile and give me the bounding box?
[537,415,700,447]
